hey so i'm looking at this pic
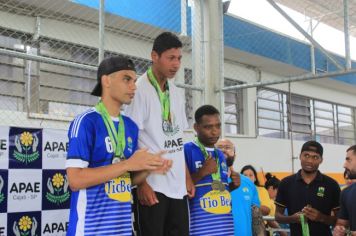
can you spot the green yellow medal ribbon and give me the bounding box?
[95,101,126,159]
[300,214,310,236]
[195,138,221,181]
[147,67,170,121]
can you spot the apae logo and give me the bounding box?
[9,127,42,169]
[46,173,70,205]
[162,112,180,137]
[13,131,40,164]
[13,215,39,236]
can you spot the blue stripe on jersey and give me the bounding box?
[67,108,138,235]
[184,142,234,236]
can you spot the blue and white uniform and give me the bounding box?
[184,142,234,236]
[66,107,138,236]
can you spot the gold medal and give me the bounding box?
[211,180,220,190]
[211,180,225,192]
[219,182,226,192]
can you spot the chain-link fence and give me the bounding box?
[0,0,355,143]
[0,0,204,130]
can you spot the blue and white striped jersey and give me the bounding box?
[66,107,138,236]
[184,142,234,236]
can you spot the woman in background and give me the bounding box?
[265,173,288,236]
[241,165,273,216]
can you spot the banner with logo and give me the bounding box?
[0,126,70,236]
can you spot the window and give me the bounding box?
[337,105,356,145]
[257,89,286,138]
[287,94,312,141]
[313,100,336,143]
[224,78,243,134]
[257,88,356,145]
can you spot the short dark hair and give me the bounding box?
[194,105,220,124]
[347,145,356,154]
[240,165,261,186]
[152,32,182,55]
[264,173,281,190]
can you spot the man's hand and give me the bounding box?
[200,156,217,177]
[137,181,158,206]
[290,212,302,224]
[229,171,240,191]
[126,149,165,172]
[151,159,173,175]
[302,205,323,222]
[186,171,195,198]
[333,225,346,236]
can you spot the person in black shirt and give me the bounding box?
[275,140,340,236]
[334,145,356,236]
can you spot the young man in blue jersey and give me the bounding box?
[217,138,261,236]
[66,56,169,236]
[184,105,234,235]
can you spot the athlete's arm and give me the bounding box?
[131,158,172,185]
[136,180,158,206]
[275,205,301,224]
[186,164,195,198]
[67,149,164,191]
[302,205,337,226]
[191,157,217,184]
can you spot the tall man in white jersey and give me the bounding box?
[125,32,195,236]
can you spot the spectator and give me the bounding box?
[241,165,274,216]
[333,145,356,236]
[275,140,340,236]
[217,139,262,236]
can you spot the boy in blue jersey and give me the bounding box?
[217,138,261,236]
[66,56,169,236]
[184,105,234,236]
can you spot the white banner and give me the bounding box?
[42,129,68,170]
[7,169,42,213]
[1,126,71,235]
[0,126,9,170]
[0,213,6,236]
[41,209,69,236]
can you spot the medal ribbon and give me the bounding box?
[95,101,126,158]
[300,214,310,236]
[195,138,221,181]
[147,67,170,121]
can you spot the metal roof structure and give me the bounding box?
[275,0,356,37]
